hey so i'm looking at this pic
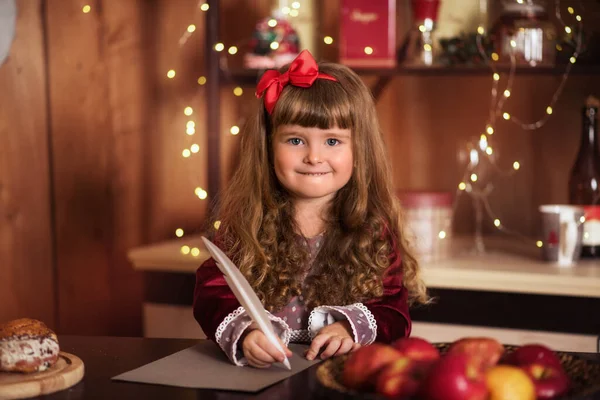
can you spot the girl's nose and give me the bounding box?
[304,146,322,164]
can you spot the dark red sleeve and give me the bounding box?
[193,257,241,342]
[363,247,412,343]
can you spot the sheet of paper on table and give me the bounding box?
[111,341,321,392]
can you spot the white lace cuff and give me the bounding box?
[308,303,377,345]
[215,306,291,366]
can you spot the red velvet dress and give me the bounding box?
[192,235,411,365]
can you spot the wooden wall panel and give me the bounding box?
[45,0,144,335]
[0,0,54,326]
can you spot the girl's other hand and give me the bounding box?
[305,320,361,361]
[241,323,293,369]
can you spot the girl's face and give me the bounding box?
[272,124,353,204]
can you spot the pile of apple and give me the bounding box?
[342,337,571,400]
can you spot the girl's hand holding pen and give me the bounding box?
[305,320,361,361]
[242,322,293,369]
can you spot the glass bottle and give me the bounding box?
[569,96,600,258]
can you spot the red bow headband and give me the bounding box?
[255,50,337,115]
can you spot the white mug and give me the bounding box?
[539,205,585,266]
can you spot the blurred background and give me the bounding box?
[1,0,599,347]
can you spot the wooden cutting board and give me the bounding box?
[0,352,84,400]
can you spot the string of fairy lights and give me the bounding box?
[79,1,588,256]
[451,0,586,252]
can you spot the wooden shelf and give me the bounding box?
[221,64,600,86]
[127,234,600,299]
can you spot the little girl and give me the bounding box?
[193,50,428,368]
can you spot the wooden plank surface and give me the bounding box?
[0,0,55,326]
[45,0,144,335]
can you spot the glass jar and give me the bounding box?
[489,0,557,67]
[397,191,453,263]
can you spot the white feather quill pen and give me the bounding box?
[201,236,292,370]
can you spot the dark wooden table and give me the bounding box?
[41,336,600,400]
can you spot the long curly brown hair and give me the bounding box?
[212,61,428,312]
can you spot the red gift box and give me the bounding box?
[339,0,397,68]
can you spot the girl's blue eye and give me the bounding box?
[288,138,302,145]
[326,138,340,146]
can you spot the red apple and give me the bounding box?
[342,343,402,391]
[391,337,440,362]
[420,353,488,400]
[375,357,434,399]
[447,337,504,369]
[504,344,562,369]
[521,363,570,399]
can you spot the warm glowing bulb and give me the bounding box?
[565,26,572,34]
[228,46,238,55]
[580,216,586,223]
[487,126,494,135]
[233,87,243,96]
[570,56,576,64]
[536,240,543,248]
[323,36,334,45]
[576,15,582,21]
[510,40,517,48]
[546,106,553,115]
[282,6,291,14]
[195,187,208,199]
[486,147,493,155]
[214,43,224,52]
[480,134,487,142]
[197,76,206,85]
[504,90,511,97]
[364,46,373,55]
[268,19,277,27]
[289,9,299,17]
[184,107,193,116]
[513,161,520,170]
[167,69,176,79]
[458,182,467,190]
[438,231,447,239]
[200,3,209,11]
[214,220,221,230]
[419,25,426,33]
[82,5,91,13]
[190,144,200,153]
[187,24,196,33]
[292,1,300,9]
[175,228,184,237]
[270,42,280,50]
[503,112,510,120]
[424,44,432,52]
[567,6,574,14]
[186,121,195,129]
[494,219,501,227]
[493,73,500,81]
[230,126,240,135]
[182,149,191,158]
[181,245,190,255]
[470,174,478,182]
[491,53,499,61]
[191,247,200,257]
[477,26,484,35]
